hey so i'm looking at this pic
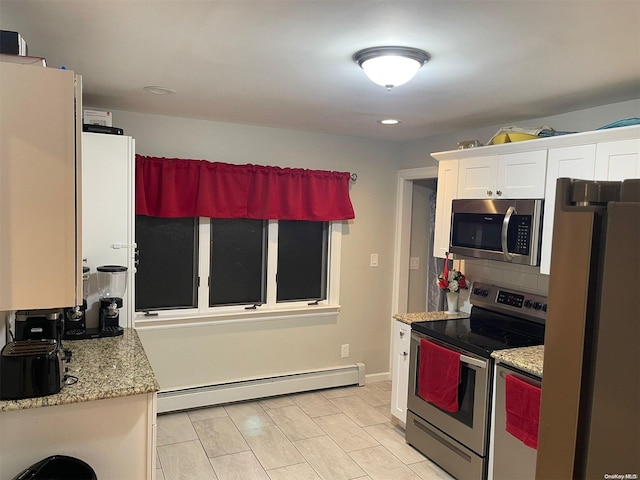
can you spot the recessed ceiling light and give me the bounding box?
[380,119,400,125]
[143,85,176,95]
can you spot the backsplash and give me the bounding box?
[454,258,549,313]
[461,258,549,293]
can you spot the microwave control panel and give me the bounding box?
[509,216,531,255]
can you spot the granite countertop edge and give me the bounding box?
[393,311,470,325]
[491,345,544,378]
[0,328,160,412]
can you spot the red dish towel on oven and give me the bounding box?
[505,374,541,449]
[417,338,460,412]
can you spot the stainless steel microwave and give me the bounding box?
[449,198,544,266]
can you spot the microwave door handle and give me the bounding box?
[501,206,516,262]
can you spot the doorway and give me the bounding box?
[407,178,444,312]
[391,166,440,316]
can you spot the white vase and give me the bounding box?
[446,291,459,314]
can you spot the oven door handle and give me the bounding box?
[501,206,516,262]
[459,354,487,369]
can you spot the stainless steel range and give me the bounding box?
[405,282,547,480]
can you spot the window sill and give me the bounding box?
[134,304,341,330]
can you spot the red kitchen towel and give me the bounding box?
[505,374,541,449]
[417,338,460,412]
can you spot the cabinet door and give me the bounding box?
[433,159,459,258]
[594,139,640,180]
[457,156,498,199]
[539,145,596,275]
[82,133,135,329]
[391,321,411,424]
[498,150,547,198]
[0,63,80,310]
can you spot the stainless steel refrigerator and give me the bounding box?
[536,178,640,479]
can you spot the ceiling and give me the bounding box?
[1,0,639,141]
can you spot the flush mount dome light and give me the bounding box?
[353,46,430,90]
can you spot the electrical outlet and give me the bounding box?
[341,344,350,358]
[409,256,420,270]
[370,253,379,267]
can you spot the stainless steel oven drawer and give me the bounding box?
[406,410,485,480]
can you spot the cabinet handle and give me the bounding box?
[403,352,408,357]
[487,190,493,196]
[399,331,405,338]
[496,190,503,196]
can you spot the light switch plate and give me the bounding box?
[409,256,420,270]
[370,253,379,267]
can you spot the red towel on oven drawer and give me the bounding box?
[417,338,460,412]
[505,374,541,449]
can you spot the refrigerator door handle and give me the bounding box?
[501,206,516,262]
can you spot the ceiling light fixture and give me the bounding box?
[353,46,430,90]
[380,119,400,125]
[143,85,176,95]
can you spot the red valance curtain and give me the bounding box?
[135,155,355,221]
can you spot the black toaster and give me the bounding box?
[0,340,64,400]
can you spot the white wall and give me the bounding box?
[108,110,400,390]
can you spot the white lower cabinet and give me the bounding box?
[391,320,411,425]
[0,393,157,480]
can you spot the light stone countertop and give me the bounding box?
[0,328,159,412]
[491,345,544,378]
[393,311,470,325]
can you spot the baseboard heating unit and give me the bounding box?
[157,363,365,413]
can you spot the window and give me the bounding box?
[276,220,327,302]
[135,216,198,311]
[209,219,266,307]
[135,216,341,324]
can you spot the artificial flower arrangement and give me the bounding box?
[437,253,468,293]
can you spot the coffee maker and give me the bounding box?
[63,266,91,338]
[15,309,63,344]
[97,265,127,336]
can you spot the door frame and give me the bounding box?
[391,166,439,318]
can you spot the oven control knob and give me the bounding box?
[524,300,533,308]
[481,289,489,297]
[542,303,548,312]
[533,302,542,310]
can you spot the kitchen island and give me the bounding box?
[0,328,159,479]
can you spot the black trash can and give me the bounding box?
[12,455,97,480]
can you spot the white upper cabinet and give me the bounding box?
[457,155,498,199]
[433,159,458,259]
[540,144,597,275]
[594,139,640,180]
[457,151,547,199]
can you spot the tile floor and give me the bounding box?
[156,381,455,480]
